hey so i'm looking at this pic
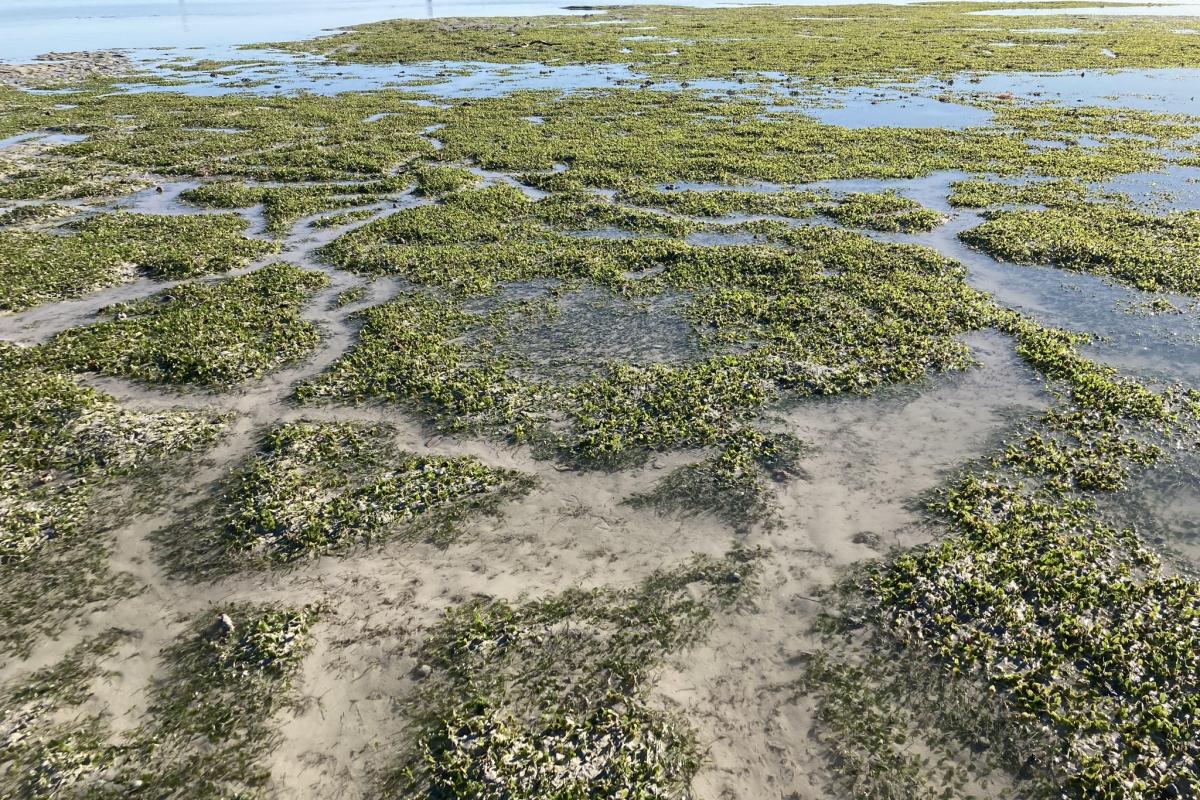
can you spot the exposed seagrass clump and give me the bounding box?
[0,604,320,797]
[155,420,535,578]
[0,203,76,226]
[947,178,1126,209]
[962,204,1200,294]
[617,186,945,232]
[180,178,404,235]
[791,647,1052,800]
[309,208,378,229]
[627,428,807,532]
[0,167,148,201]
[219,420,536,563]
[0,630,130,797]
[0,211,277,311]
[0,345,227,657]
[873,472,1200,799]
[37,263,330,388]
[392,549,761,800]
[301,189,997,467]
[860,315,1200,798]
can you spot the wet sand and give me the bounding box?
[0,167,1062,798]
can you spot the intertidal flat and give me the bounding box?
[1,2,1199,799]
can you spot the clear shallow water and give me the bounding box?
[466,284,704,380]
[955,68,1200,113]
[127,55,656,98]
[770,68,1200,118]
[1101,449,1200,571]
[783,67,1200,125]
[115,46,1001,127]
[130,51,996,128]
[1100,165,1200,211]
[104,42,1199,128]
[0,131,89,147]
[12,0,1200,128]
[654,171,1200,387]
[762,79,995,128]
[106,51,1200,140]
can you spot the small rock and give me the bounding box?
[414,664,433,679]
[852,531,882,549]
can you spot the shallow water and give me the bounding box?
[772,68,1200,117]
[829,172,1200,386]
[128,54,654,98]
[462,283,704,380]
[956,68,1200,113]
[1098,164,1200,210]
[0,131,88,148]
[106,47,1200,138]
[1098,448,1200,571]
[923,217,1200,386]
[766,88,993,129]
[656,170,1200,387]
[17,1,1200,123]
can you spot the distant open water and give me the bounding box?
[7,0,1200,62]
[0,0,883,62]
